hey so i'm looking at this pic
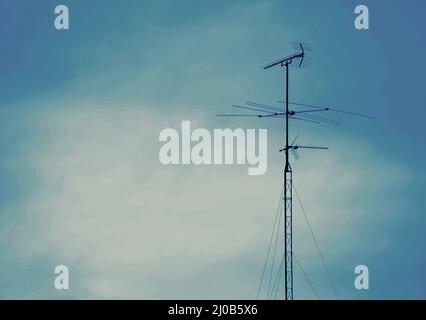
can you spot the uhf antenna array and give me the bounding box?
[218,42,375,300]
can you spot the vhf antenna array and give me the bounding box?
[218,42,375,300]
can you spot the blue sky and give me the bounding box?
[0,0,425,299]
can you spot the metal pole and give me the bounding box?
[284,62,293,300]
[286,63,289,165]
[284,62,289,300]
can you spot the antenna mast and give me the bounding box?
[284,61,293,300]
[263,44,306,300]
[217,42,374,300]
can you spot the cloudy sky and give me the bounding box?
[0,0,425,299]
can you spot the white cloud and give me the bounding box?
[6,100,410,299]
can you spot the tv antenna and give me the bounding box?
[217,42,375,300]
